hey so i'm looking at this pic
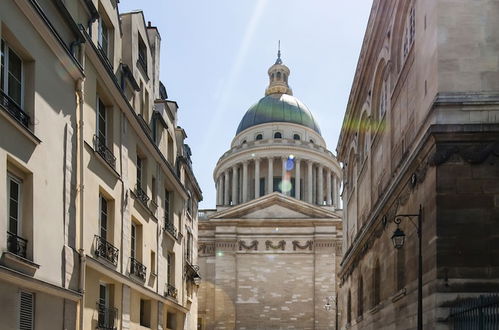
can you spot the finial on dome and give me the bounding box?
[275,40,282,65]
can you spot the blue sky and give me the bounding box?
[119,1,373,208]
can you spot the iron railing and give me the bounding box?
[130,257,146,281]
[7,231,28,259]
[165,283,178,300]
[0,90,30,128]
[163,219,178,239]
[448,295,499,329]
[135,184,150,205]
[94,135,116,169]
[94,235,119,265]
[96,303,117,330]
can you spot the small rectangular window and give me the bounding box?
[167,252,174,285]
[99,194,108,239]
[8,174,22,236]
[98,17,109,56]
[131,223,137,259]
[97,98,107,142]
[139,299,151,327]
[164,190,171,222]
[136,156,143,188]
[150,250,156,274]
[138,37,147,72]
[19,291,34,330]
[1,39,23,107]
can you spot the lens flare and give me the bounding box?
[286,158,295,171]
[279,179,292,193]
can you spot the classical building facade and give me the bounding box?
[198,53,343,329]
[337,0,499,329]
[0,1,201,329]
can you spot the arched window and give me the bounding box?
[241,140,247,145]
[402,5,416,63]
[293,134,300,140]
[358,113,369,163]
[270,73,274,82]
[379,79,388,118]
[276,71,281,80]
[274,132,282,139]
[283,73,287,82]
[373,259,381,306]
[347,149,356,186]
[309,139,314,144]
[357,276,364,317]
[347,290,352,324]
[255,134,263,140]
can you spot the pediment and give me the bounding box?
[211,192,339,220]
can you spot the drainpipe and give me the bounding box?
[75,71,86,330]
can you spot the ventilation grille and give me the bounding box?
[19,291,34,330]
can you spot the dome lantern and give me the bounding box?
[265,42,293,96]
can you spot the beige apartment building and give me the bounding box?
[337,0,499,329]
[0,1,201,329]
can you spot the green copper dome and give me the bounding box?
[236,93,322,135]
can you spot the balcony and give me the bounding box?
[7,231,28,259]
[94,235,119,266]
[97,303,117,330]
[94,135,116,169]
[130,257,146,281]
[185,260,201,285]
[163,219,178,240]
[0,90,30,129]
[165,283,178,300]
[135,184,150,205]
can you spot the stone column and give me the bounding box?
[216,177,220,205]
[254,158,261,199]
[295,158,301,200]
[224,171,230,205]
[307,161,313,203]
[333,175,339,208]
[326,169,332,205]
[267,157,273,194]
[242,161,248,203]
[231,165,238,205]
[281,156,287,195]
[317,165,324,205]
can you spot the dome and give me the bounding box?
[236,93,322,135]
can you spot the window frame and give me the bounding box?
[99,194,108,240]
[274,132,282,139]
[7,173,22,236]
[98,16,110,57]
[96,97,107,144]
[131,223,137,259]
[1,39,24,108]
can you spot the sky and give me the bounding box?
[119,1,373,208]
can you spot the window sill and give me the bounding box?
[0,107,41,145]
[369,302,382,315]
[1,251,39,276]
[391,287,407,303]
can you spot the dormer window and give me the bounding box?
[255,134,263,140]
[309,139,315,144]
[293,134,300,140]
[138,36,147,72]
[274,132,282,139]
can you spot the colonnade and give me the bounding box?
[216,156,340,207]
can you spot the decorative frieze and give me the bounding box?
[265,240,286,251]
[238,240,258,251]
[292,240,313,251]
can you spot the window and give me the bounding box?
[293,134,300,140]
[138,37,147,72]
[97,98,107,143]
[19,291,34,330]
[379,79,388,118]
[397,247,405,290]
[152,177,157,203]
[276,71,281,80]
[274,132,282,139]
[8,174,22,238]
[99,194,108,239]
[167,312,176,330]
[1,39,23,107]
[98,16,109,57]
[139,299,151,327]
[97,283,115,329]
[309,139,314,144]
[187,191,192,216]
[241,140,247,145]
[347,290,352,324]
[167,252,174,285]
[131,223,137,259]
[136,156,143,188]
[255,134,263,140]
[186,232,193,263]
[402,6,416,62]
[164,190,172,222]
[357,276,364,317]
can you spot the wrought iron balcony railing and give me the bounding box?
[130,257,146,281]
[185,260,201,284]
[0,90,30,128]
[94,135,116,169]
[96,302,117,330]
[7,231,28,259]
[165,283,178,300]
[163,219,178,239]
[135,184,150,205]
[94,235,119,266]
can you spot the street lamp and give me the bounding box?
[389,204,423,330]
[324,294,339,330]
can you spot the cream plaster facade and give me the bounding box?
[199,55,343,329]
[0,1,201,329]
[337,0,499,329]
